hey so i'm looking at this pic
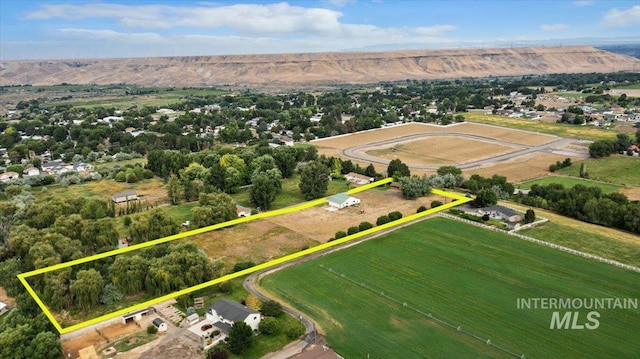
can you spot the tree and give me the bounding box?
[250,174,280,210]
[208,349,229,359]
[167,174,183,205]
[259,317,280,335]
[524,209,536,223]
[431,200,443,208]
[588,140,614,158]
[261,300,283,317]
[399,175,431,199]
[614,133,633,152]
[376,215,391,225]
[579,162,588,178]
[147,325,158,334]
[70,269,104,309]
[364,163,377,178]
[226,321,254,354]
[474,188,498,208]
[387,159,410,179]
[99,283,124,305]
[29,331,62,359]
[299,161,330,200]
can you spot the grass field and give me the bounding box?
[517,175,622,193]
[463,112,617,141]
[261,217,640,359]
[556,155,640,187]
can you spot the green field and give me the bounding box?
[615,84,640,90]
[464,113,617,141]
[517,176,622,193]
[557,156,640,187]
[261,218,640,358]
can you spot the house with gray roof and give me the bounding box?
[206,298,261,332]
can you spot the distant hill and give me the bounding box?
[597,44,640,59]
[1,46,639,89]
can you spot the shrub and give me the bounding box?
[147,325,158,334]
[123,216,132,226]
[388,211,402,221]
[376,215,391,226]
[261,300,283,317]
[358,221,373,231]
[430,200,443,208]
[259,317,280,335]
[286,323,305,339]
[347,226,359,235]
[218,281,232,293]
[334,230,347,239]
[417,206,427,213]
[233,261,256,272]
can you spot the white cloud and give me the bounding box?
[57,28,165,43]
[601,5,640,27]
[326,0,356,7]
[540,23,569,31]
[572,1,593,7]
[413,25,457,36]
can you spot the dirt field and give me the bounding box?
[99,322,141,341]
[0,286,15,308]
[621,187,640,201]
[365,136,518,166]
[468,152,573,182]
[62,331,106,359]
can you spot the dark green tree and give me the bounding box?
[226,321,254,354]
[259,317,280,335]
[474,188,498,207]
[261,300,283,317]
[250,174,280,210]
[399,175,431,199]
[524,209,536,223]
[299,161,330,200]
[387,159,410,179]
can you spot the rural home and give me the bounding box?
[111,190,138,203]
[328,193,361,209]
[152,318,168,332]
[23,167,40,177]
[206,298,261,331]
[0,301,8,316]
[477,205,522,223]
[345,172,374,185]
[187,319,225,349]
[0,171,19,182]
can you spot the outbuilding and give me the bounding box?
[0,301,8,316]
[152,318,168,332]
[111,190,138,203]
[328,193,361,209]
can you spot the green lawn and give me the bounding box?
[520,221,640,267]
[261,217,640,359]
[555,156,640,187]
[614,84,640,90]
[517,176,622,193]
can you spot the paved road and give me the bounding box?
[342,131,588,171]
[243,214,439,359]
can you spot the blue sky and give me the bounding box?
[1,0,639,60]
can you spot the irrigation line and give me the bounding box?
[322,266,525,358]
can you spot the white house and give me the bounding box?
[0,301,8,316]
[328,193,361,209]
[0,171,19,183]
[206,298,261,332]
[23,167,41,177]
[152,318,168,332]
[344,172,374,186]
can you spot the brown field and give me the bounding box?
[99,322,141,341]
[468,152,573,182]
[0,286,15,308]
[365,136,518,166]
[62,332,106,359]
[621,187,640,201]
[37,178,168,205]
[187,188,440,266]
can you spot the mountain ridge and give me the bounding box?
[1,46,638,89]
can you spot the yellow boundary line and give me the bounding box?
[17,178,471,334]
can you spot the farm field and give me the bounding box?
[463,112,618,141]
[261,217,640,359]
[467,152,571,183]
[517,175,622,193]
[365,136,517,166]
[556,155,640,187]
[33,177,167,204]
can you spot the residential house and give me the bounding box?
[152,318,168,332]
[477,205,522,223]
[23,167,41,177]
[328,193,361,209]
[111,190,138,203]
[0,171,19,183]
[0,301,8,316]
[206,298,261,332]
[345,172,374,185]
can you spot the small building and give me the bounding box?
[344,172,374,186]
[152,318,168,332]
[0,301,8,316]
[206,298,261,332]
[111,190,138,203]
[236,205,252,217]
[0,171,19,182]
[122,307,154,324]
[186,313,200,325]
[328,193,361,209]
[23,167,41,177]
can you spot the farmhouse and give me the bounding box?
[23,167,41,177]
[206,298,261,331]
[345,172,374,185]
[152,318,168,332]
[328,193,361,209]
[0,171,19,182]
[477,205,522,223]
[0,301,8,316]
[111,190,138,203]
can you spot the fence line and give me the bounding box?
[321,266,525,359]
[439,213,640,274]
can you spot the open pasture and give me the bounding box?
[517,175,622,193]
[261,217,640,359]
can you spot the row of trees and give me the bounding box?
[589,132,639,158]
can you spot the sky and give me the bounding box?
[1,0,639,60]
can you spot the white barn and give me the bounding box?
[152,318,168,332]
[328,193,361,209]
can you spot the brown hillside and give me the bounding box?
[1,46,638,88]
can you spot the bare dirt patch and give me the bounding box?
[365,136,518,166]
[99,322,141,341]
[62,332,106,359]
[468,152,572,182]
[0,286,15,308]
[621,187,640,201]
